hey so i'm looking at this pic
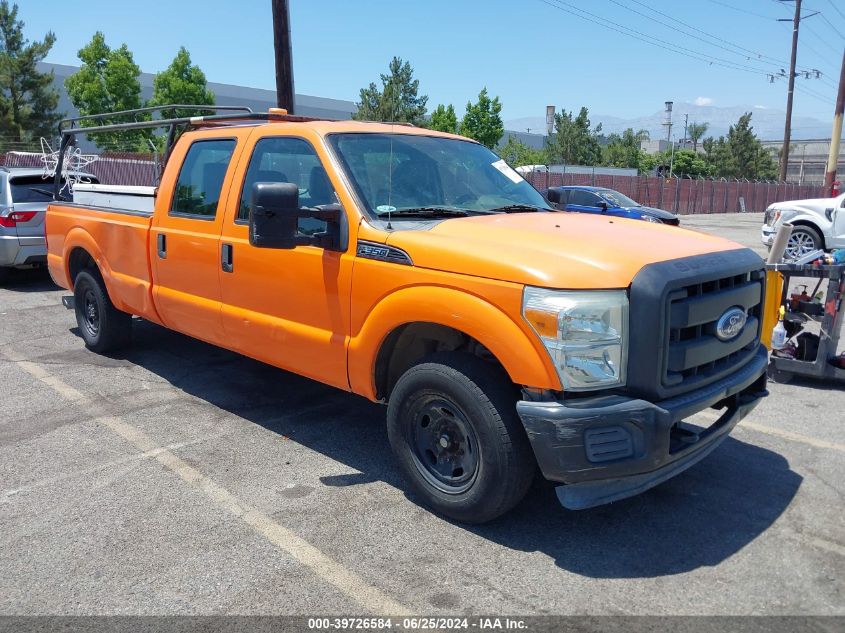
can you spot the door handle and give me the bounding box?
[157,233,166,259]
[221,243,233,273]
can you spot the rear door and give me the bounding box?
[151,133,245,346]
[565,190,604,215]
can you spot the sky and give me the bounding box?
[19,0,845,125]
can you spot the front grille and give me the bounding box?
[664,270,764,391]
[626,249,766,401]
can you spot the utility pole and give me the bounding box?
[682,113,689,149]
[272,0,295,113]
[824,48,845,194]
[778,0,802,182]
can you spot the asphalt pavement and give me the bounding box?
[0,212,843,617]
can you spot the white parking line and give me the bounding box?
[2,349,410,615]
[694,409,845,454]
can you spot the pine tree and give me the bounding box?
[0,1,61,146]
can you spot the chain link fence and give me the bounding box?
[525,170,826,214]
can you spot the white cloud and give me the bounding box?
[754,104,769,109]
[694,97,714,106]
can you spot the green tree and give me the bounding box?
[148,47,214,120]
[497,135,547,167]
[352,56,428,125]
[65,32,148,151]
[460,88,503,148]
[702,113,777,179]
[545,106,602,166]
[665,149,712,177]
[427,103,458,133]
[602,128,649,169]
[687,121,708,151]
[0,1,61,146]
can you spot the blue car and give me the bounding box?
[544,186,680,225]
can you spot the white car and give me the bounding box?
[761,192,845,260]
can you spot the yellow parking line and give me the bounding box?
[2,349,410,615]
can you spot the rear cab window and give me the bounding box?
[10,177,62,203]
[170,139,237,219]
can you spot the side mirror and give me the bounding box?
[546,188,562,204]
[597,201,609,211]
[249,181,344,250]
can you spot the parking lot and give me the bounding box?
[1,212,843,616]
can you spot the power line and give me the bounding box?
[816,11,845,39]
[707,0,778,21]
[537,0,772,76]
[615,0,795,68]
[826,0,845,22]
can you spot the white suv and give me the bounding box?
[762,192,845,260]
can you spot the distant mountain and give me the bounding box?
[505,102,830,141]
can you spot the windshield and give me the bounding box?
[598,190,640,208]
[328,133,549,216]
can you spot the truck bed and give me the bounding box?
[46,203,160,323]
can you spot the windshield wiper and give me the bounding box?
[375,206,471,218]
[482,204,552,214]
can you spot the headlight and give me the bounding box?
[522,288,628,391]
[641,214,662,223]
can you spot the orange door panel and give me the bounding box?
[218,132,354,390]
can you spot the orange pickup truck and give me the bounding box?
[46,107,769,522]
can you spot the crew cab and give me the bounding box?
[46,107,769,523]
[762,192,845,259]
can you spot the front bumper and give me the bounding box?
[761,225,775,246]
[517,344,769,510]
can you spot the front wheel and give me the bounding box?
[784,226,822,261]
[386,353,535,523]
[73,270,132,353]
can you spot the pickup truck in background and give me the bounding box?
[47,107,769,523]
[762,192,845,259]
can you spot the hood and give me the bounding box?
[636,206,679,222]
[769,198,833,212]
[385,212,748,288]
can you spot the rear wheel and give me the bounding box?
[386,353,535,523]
[784,226,822,261]
[73,270,132,353]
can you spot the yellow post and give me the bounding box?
[761,269,784,350]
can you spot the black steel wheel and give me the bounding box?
[387,353,535,523]
[73,269,132,353]
[408,395,481,495]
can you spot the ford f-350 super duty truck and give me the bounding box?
[46,107,768,523]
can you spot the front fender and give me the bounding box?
[780,209,832,238]
[347,285,561,401]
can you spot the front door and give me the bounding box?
[565,190,606,215]
[151,135,241,346]
[831,194,845,248]
[218,132,354,390]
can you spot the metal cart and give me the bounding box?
[766,262,845,384]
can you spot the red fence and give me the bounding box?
[1,151,159,187]
[525,171,826,214]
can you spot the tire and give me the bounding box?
[784,226,823,261]
[0,267,9,285]
[386,353,535,523]
[73,269,132,353]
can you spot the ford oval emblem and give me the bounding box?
[716,307,747,341]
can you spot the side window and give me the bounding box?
[170,139,236,218]
[569,191,600,207]
[238,137,337,236]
